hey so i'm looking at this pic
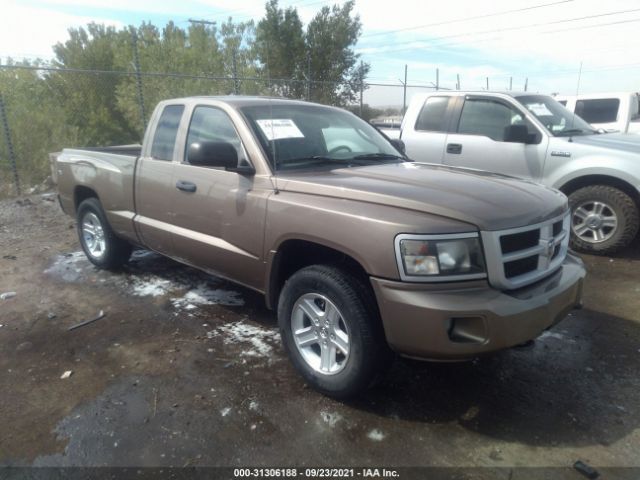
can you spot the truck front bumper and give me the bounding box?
[371,253,585,360]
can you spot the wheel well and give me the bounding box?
[560,175,640,205]
[74,186,99,212]
[267,240,369,310]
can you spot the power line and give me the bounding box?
[358,7,640,55]
[358,10,640,58]
[361,0,574,38]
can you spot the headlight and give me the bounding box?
[395,233,486,281]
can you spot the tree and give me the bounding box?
[305,1,368,105]
[255,0,306,98]
[48,23,137,145]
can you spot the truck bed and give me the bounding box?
[53,145,142,244]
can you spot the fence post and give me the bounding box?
[0,93,20,195]
[131,29,147,135]
[359,60,364,116]
[306,52,311,101]
[232,47,239,95]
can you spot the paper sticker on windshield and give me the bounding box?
[256,119,305,141]
[526,103,552,116]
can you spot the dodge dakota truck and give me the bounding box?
[399,91,640,254]
[53,96,585,398]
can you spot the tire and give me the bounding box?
[76,197,132,269]
[277,265,390,398]
[568,185,639,254]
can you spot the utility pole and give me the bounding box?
[456,73,460,90]
[188,19,225,94]
[0,93,20,195]
[486,77,489,90]
[524,77,528,92]
[131,29,146,134]
[435,68,439,91]
[400,64,408,115]
[509,76,513,91]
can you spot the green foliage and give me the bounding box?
[306,0,368,105]
[0,1,369,193]
[0,59,79,191]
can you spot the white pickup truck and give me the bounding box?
[555,92,640,135]
[398,91,640,254]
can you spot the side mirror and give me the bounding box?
[187,141,238,169]
[504,124,530,144]
[389,138,406,154]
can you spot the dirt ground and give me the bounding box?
[1,193,640,473]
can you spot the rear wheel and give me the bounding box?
[568,185,639,254]
[77,198,132,269]
[277,265,389,398]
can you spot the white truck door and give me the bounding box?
[442,96,547,181]
[401,95,456,164]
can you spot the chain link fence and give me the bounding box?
[0,62,439,198]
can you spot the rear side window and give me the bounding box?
[575,98,620,123]
[151,105,185,160]
[415,96,451,132]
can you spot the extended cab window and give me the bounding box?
[150,105,184,161]
[415,96,451,132]
[458,98,534,142]
[185,106,247,165]
[576,98,620,123]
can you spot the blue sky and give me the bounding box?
[3,0,639,106]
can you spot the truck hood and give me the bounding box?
[569,132,640,155]
[276,162,568,231]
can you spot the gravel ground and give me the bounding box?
[1,193,639,475]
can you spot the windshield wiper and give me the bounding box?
[351,153,404,160]
[556,128,596,137]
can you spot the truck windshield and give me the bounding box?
[240,103,404,171]
[515,95,597,137]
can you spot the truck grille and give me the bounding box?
[481,212,570,290]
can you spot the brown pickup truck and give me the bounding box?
[52,96,585,397]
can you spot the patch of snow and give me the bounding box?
[220,407,232,417]
[539,331,565,341]
[208,320,279,358]
[367,429,385,441]
[320,411,342,427]
[171,283,244,308]
[131,276,175,297]
[249,400,259,412]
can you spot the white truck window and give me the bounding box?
[151,105,185,161]
[575,98,620,124]
[415,96,451,132]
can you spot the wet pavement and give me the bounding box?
[1,194,639,470]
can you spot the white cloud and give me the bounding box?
[0,2,123,60]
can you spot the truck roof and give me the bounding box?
[163,95,327,108]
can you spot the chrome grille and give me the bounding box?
[481,212,570,290]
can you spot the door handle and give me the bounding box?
[446,143,463,154]
[175,180,197,193]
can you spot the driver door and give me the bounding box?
[443,96,548,181]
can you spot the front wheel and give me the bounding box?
[277,265,389,398]
[568,186,639,254]
[77,198,132,269]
